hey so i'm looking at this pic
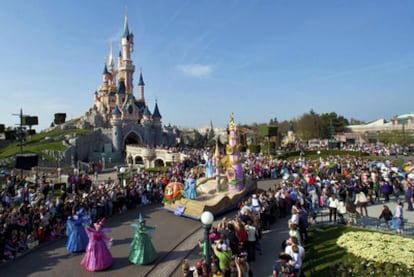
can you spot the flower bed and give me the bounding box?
[337,231,414,269]
[302,225,414,276]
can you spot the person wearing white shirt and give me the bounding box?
[245,220,257,262]
[328,194,339,222]
[393,199,404,234]
[285,236,305,261]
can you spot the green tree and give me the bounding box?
[320,112,349,139]
[296,109,321,140]
[207,120,216,147]
[192,129,206,149]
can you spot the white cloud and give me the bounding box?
[176,64,213,78]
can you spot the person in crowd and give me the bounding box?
[381,180,392,202]
[328,194,339,222]
[128,213,157,265]
[354,189,368,217]
[272,252,295,277]
[337,197,347,224]
[345,195,359,225]
[285,236,305,262]
[234,253,250,277]
[244,219,257,262]
[181,259,196,277]
[288,244,303,276]
[404,180,413,211]
[288,223,302,246]
[378,205,393,229]
[211,262,224,277]
[81,218,112,272]
[392,199,404,234]
[212,242,233,276]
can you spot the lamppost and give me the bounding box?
[200,211,214,273]
[119,166,126,187]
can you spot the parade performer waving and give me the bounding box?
[66,208,90,253]
[81,218,113,271]
[129,213,158,265]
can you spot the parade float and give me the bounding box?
[163,113,257,220]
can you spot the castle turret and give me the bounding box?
[142,105,153,145]
[108,41,115,72]
[152,100,162,144]
[152,100,162,123]
[117,78,126,107]
[103,63,110,77]
[138,70,145,101]
[111,106,123,153]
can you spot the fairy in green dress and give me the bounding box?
[129,213,158,265]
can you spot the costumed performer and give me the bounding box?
[129,213,158,265]
[81,218,113,271]
[204,152,214,178]
[184,173,198,200]
[66,208,90,253]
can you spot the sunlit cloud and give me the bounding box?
[176,64,213,78]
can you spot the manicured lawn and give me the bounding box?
[303,225,374,277]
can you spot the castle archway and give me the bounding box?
[135,156,144,165]
[124,131,143,146]
[154,159,164,167]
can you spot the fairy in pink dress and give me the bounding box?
[81,218,113,271]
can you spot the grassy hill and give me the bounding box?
[0,128,92,163]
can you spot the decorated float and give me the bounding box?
[163,113,257,220]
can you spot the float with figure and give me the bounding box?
[163,113,257,220]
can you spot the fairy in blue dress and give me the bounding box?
[66,208,90,253]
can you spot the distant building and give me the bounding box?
[336,113,414,144]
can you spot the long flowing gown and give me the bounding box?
[129,223,157,265]
[81,227,113,271]
[184,178,198,199]
[66,217,89,253]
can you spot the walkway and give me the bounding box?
[317,201,414,236]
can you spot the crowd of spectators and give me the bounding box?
[0,147,226,263]
[1,142,413,274]
[181,143,413,276]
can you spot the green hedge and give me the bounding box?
[276,150,369,160]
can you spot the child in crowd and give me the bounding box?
[26,230,39,250]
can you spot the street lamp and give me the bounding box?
[200,211,214,273]
[119,166,126,187]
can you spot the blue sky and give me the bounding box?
[1,0,414,131]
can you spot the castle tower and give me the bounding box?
[119,12,135,94]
